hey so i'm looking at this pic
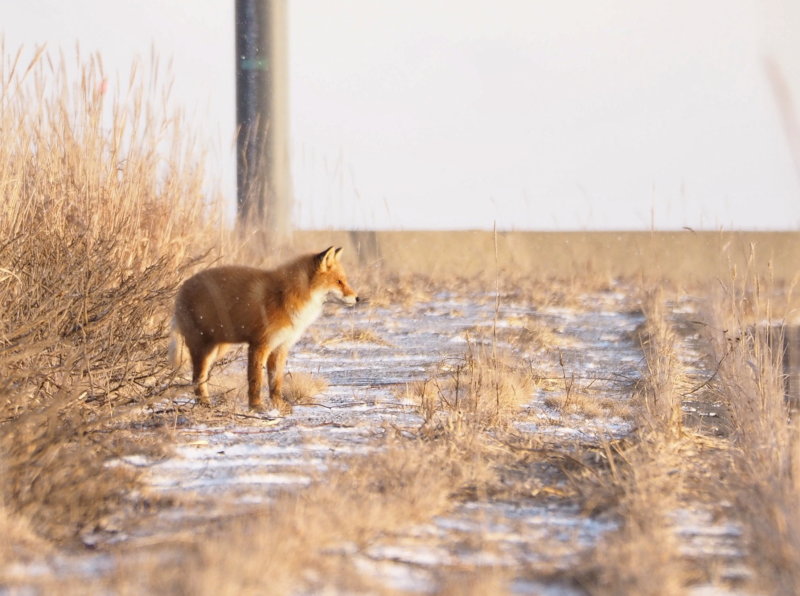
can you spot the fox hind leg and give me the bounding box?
[190,341,217,406]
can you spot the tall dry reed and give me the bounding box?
[0,46,217,544]
[706,259,800,594]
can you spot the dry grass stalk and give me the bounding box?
[635,289,684,435]
[592,441,685,596]
[589,288,687,595]
[0,502,50,572]
[321,326,391,346]
[542,391,630,419]
[351,269,437,309]
[282,372,329,405]
[407,340,535,437]
[437,569,511,596]
[0,46,217,545]
[706,258,800,594]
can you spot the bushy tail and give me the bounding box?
[167,317,188,370]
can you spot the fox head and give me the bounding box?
[313,246,359,305]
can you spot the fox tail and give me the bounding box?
[167,318,188,370]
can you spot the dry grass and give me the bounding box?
[406,342,536,437]
[0,53,551,592]
[590,440,685,596]
[0,46,218,546]
[132,318,547,594]
[292,229,800,289]
[542,391,630,419]
[634,289,685,435]
[437,569,512,596]
[460,315,562,355]
[321,326,392,346]
[113,440,482,596]
[587,288,687,595]
[175,338,548,594]
[705,257,800,594]
[282,371,329,405]
[0,503,49,568]
[587,265,799,595]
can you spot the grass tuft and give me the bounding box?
[407,341,535,437]
[282,372,329,405]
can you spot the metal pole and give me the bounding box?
[235,0,292,240]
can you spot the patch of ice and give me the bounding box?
[365,544,453,567]
[149,456,327,472]
[516,421,632,442]
[352,557,435,594]
[106,454,154,468]
[174,442,305,458]
[671,507,743,558]
[510,579,584,596]
[147,472,311,491]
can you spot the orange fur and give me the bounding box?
[169,247,358,412]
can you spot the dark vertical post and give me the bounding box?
[787,325,800,408]
[235,0,292,241]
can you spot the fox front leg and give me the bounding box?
[267,346,291,414]
[247,341,270,411]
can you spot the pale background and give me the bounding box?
[1,0,799,231]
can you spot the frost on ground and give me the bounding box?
[6,286,752,593]
[136,288,642,589]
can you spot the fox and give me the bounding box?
[168,246,359,413]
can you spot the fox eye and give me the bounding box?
[338,279,344,287]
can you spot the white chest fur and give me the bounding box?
[269,290,326,351]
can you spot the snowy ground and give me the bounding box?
[119,288,646,592]
[6,286,754,593]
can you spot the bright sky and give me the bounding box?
[2,1,799,230]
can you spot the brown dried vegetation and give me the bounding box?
[705,259,800,595]
[0,48,218,547]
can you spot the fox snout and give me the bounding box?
[332,285,359,305]
[340,293,359,306]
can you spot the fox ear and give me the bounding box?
[316,246,337,271]
[334,247,344,261]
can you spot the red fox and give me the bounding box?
[168,246,359,413]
